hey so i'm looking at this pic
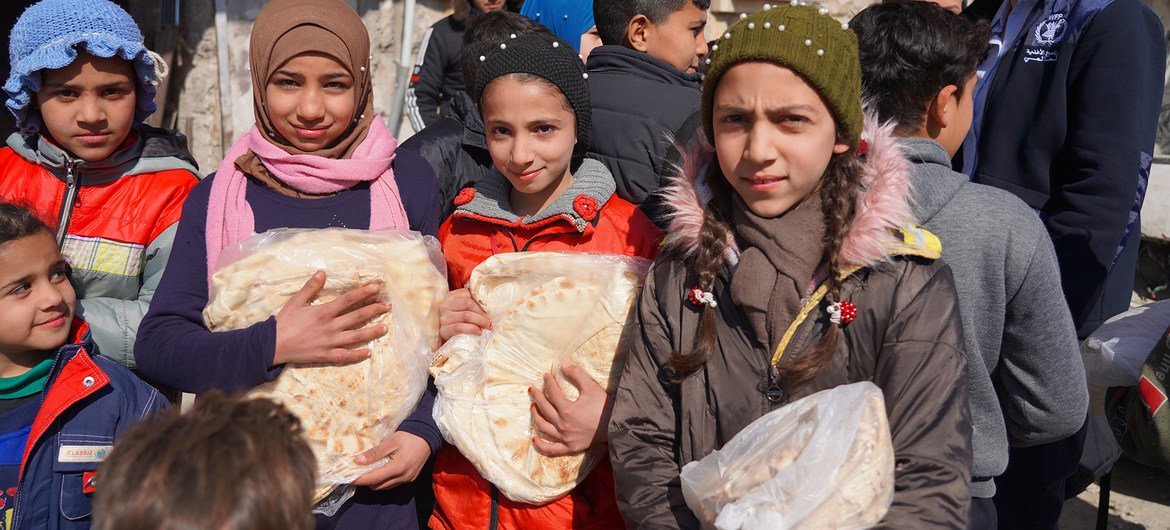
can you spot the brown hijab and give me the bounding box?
[238,0,376,185]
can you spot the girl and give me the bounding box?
[133,0,441,528]
[432,35,660,529]
[0,202,165,529]
[608,6,974,528]
[0,0,200,368]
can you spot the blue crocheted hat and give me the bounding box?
[5,0,163,133]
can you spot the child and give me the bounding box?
[608,6,974,528]
[133,0,441,527]
[431,34,661,530]
[851,1,1089,526]
[0,0,200,368]
[407,0,508,131]
[93,392,316,530]
[587,0,709,223]
[400,11,553,220]
[0,201,166,529]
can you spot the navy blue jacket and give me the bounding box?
[963,0,1166,337]
[585,45,702,214]
[400,90,493,221]
[14,321,167,529]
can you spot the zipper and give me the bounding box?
[489,484,500,530]
[54,159,83,247]
[10,347,68,528]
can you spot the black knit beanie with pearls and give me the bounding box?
[471,34,592,160]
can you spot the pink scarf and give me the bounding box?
[204,117,410,285]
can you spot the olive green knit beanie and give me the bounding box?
[701,4,862,147]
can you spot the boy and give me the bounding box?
[587,0,709,225]
[0,0,201,368]
[406,0,508,131]
[400,11,553,220]
[93,393,316,530]
[852,1,1089,527]
[0,201,166,529]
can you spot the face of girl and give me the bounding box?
[35,53,137,162]
[265,52,356,152]
[0,232,75,366]
[711,61,849,218]
[481,76,577,215]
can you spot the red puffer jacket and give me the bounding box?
[432,159,660,530]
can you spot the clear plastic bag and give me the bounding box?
[203,228,447,503]
[430,252,651,504]
[680,382,895,530]
[1082,300,1170,389]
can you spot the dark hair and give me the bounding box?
[461,10,554,88]
[665,131,864,391]
[93,393,317,530]
[851,0,991,135]
[0,202,52,247]
[593,0,711,46]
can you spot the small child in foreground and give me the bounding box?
[93,392,316,530]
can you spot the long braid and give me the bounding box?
[666,164,734,380]
[775,142,865,392]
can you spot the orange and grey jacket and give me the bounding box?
[0,125,200,367]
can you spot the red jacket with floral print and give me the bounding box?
[431,159,661,530]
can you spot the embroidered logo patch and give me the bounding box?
[1024,14,1067,63]
[1034,14,1068,45]
[58,445,112,464]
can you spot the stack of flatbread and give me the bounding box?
[431,252,649,504]
[204,229,447,502]
[680,382,895,530]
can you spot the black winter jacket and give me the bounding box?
[962,0,1166,337]
[400,90,493,220]
[585,46,702,214]
[407,12,472,131]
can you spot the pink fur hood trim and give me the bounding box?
[660,115,915,269]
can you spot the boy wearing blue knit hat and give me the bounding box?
[0,0,201,369]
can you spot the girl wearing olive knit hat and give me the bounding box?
[608,5,974,527]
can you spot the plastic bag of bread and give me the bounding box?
[680,382,895,530]
[430,252,650,504]
[203,228,446,504]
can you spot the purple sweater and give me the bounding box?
[135,150,441,530]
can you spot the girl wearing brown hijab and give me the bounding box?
[134,1,442,528]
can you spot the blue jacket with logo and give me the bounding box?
[963,0,1166,337]
[11,320,167,529]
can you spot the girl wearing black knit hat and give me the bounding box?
[429,34,661,530]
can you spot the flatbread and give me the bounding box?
[203,229,446,502]
[431,252,648,504]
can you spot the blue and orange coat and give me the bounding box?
[8,319,167,530]
[0,126,200,367]
[432,158,661,530]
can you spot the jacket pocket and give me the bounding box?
[54,434,113,522]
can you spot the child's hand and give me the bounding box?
[272,271,391,366]
[438,288,491,342]
[529,364,613,456]
[352,431,432,490]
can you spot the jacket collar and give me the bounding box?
[660,116,927,270]
[18,318,110,479]
[585,45,703,90]
[899,138,966,225]
[452,158,616,232]
[7,124,200,185]
[451,90,486,149]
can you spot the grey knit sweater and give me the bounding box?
[903,138,1088,498]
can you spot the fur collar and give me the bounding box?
[660,116,917,270]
